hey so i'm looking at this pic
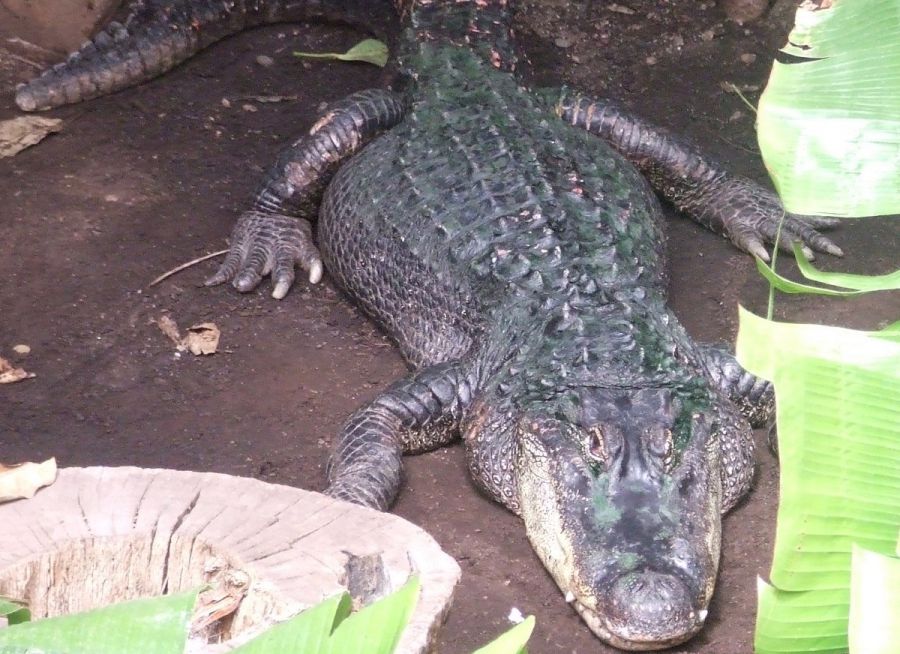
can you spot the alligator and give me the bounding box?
[15,0,843,649]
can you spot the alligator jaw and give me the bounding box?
[571,597,706,651]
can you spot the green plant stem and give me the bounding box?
[765,209,787,321]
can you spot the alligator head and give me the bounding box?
[516,386,727,650]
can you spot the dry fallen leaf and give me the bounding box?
[0,458,57,503]
[0,116,62,157]
[155,316,220,355]
[184,323,220,355]
[156,314,184,349]
[0,356,35,384]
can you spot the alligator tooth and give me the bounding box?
[565,591,575,603]
[699,609,708,621]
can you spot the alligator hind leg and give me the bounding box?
[326,362,476,510]
[550,90,843,262]
[699,344,774,428]
[206,89,406,298]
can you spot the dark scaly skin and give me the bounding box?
[14,0,376,112]
[17,0,843,649]
[554,93,844,262]
[205,88,407,298]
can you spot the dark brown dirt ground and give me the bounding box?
[1,1,897,652]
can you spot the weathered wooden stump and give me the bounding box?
[0,467,461,652]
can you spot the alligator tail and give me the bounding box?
[15,0,376,112]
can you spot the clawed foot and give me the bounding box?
[701,345,774,428]
[708,177,844,262]
[205,210,323,299]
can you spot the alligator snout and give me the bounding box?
[604,570,705,649]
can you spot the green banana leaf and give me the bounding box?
[472,616,535,654]
[232,576,419,654]
[320,575,418,654]
[848,542,900,654]
[756,0,900,216]
[736,309,900,654]
[794,246,900,292]
[0,590,197,654]
[755,244,900,297]
[0,599,29,626]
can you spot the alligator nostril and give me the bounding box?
[607,570,704,643]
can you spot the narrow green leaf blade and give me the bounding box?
[294,39,388,68]
[757,0,900,216]
[754,256,863,296]
[472,616,536,654]
[848,544,900,654]
[231,591,352,654]
[324,575,420,654]
[0,598,29,626]
[0,590,197,654]
[793,244,900,291]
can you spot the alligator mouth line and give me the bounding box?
[570,596,706,652]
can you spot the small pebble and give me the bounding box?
[12,344,30,355]
[740,52,757,64]
[104,194,119,203]
[554,35,574,49]
[255,54,274,67]
[728,110,745,122]
[221,97,231,108]
[722,0,770,24]
[645,56,657,65]
[242,103,258,113]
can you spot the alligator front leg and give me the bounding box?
[206,89,406,298]
[326,362,476,510]
[699,344,774,428]
[552,91,843,262]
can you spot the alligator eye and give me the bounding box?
[587,426,606,463]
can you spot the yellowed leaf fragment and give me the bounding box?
[155,316,220,355]
[0,356,34,384]
[0,458,57,502]
[184,323,220,355]
[0,116,62,157]
[155,314,185,350]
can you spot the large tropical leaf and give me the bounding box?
[472,616,535,654]
[0,598,29,626]
[848,542,900,654]
[757,0,900,216]
[232,576,419,654]
[0,590,197,654]
[736,309,900,653]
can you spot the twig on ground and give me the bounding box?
[149,249,228,287]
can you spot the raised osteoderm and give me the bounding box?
[18,0,842,649]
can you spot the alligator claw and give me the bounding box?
[700,345,774,428]
[711,178,843,262]
[205,210,321,299]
